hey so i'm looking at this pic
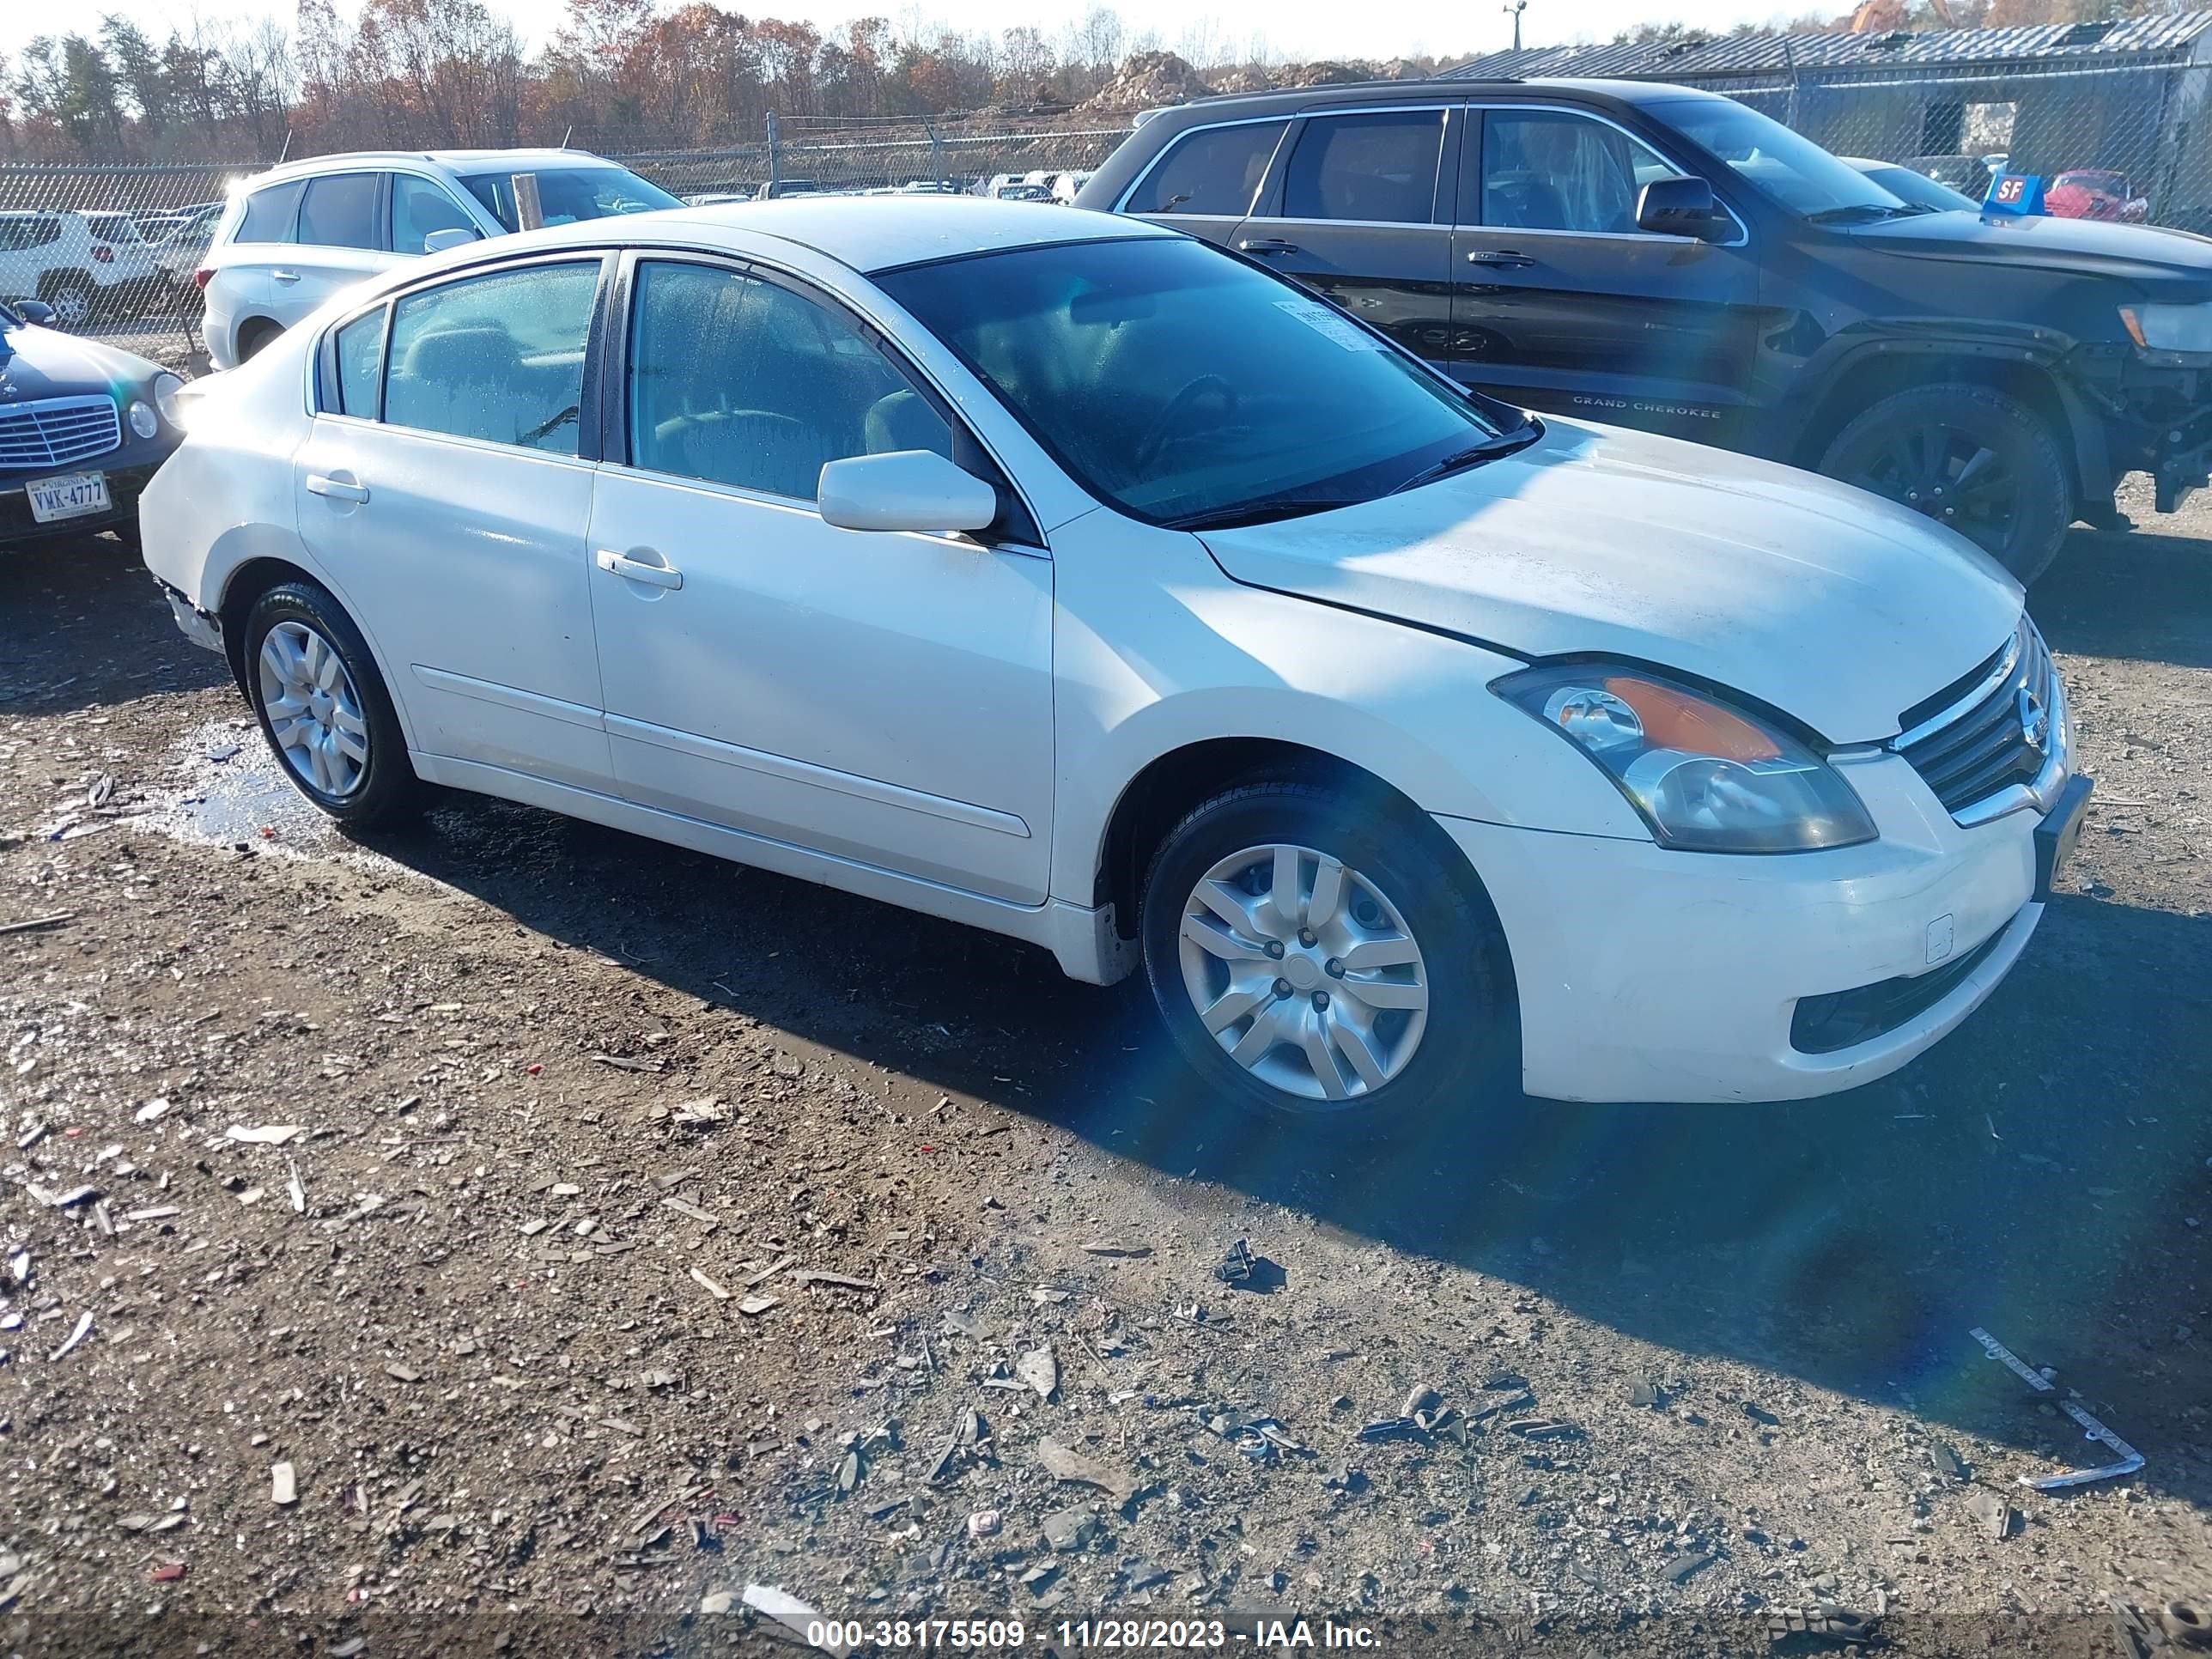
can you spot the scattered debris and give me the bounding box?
[1970,1327,2145,1488]
[1967,1487,2016,1541]
[48,1311,93,1361]
[789,1268,876,1292]
[0,911,73,937]
[690,1267,732,1301]
[271,1462,297,1506]
[1081,1241,1151,1257]
[742,1583,851,1655]
[1037,1435,1138,1504]
[1627,1374,1662,1408]
[1042,1505,1100,1552]
[1930,1442,1967,1485]
[225,1124,303,1146]
[738,1295,780,1317]
[1016,1343,1059,1401]
[967,1509,1001,1537]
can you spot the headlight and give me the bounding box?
[2119,301,2212,354]
[127,398,160,439]
[1495,663,1876,854]
[151,371,185,429]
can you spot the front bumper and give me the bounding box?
[1438,747,2057,1104]
[0,453,171,547]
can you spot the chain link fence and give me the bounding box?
[13,61,2212,374]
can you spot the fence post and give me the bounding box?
[1783,37,1801,135]
[766,111,781,190]
[927,120,945,185]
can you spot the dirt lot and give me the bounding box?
[1,495,2209,1657]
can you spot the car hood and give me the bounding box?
[1849,208,2212,286]
[1195,418,2022,744]
[0,324,155,399]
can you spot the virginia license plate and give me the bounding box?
[27,471,111,525]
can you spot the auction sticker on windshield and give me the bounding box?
[1274,297,1382,351]
[27,471,111,524]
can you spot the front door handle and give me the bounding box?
[1238,238,1301,255]
[1465,249,1536,268]
[304,473,369,503]
[271,268,301,283]
[595,548,683,591]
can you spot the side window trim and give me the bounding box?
[1462,101,1751,247]
[316,297,394,422]
[606,247,1044,550]
[1269,104,1455,229]
[1112,115,1293,219]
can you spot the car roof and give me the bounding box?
[1139,74,1729,123]
[252,148,617,182]
[467,196,1177,276]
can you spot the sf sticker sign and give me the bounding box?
[1983,171,2046,217]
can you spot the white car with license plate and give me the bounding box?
[140,200,2089,1124]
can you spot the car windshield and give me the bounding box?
[457,165,680,232]
[875,236,1512,527]
[1862,164,1977,213]
[1658,98,1911,220]
[88,214,143,242]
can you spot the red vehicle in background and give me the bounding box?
[2046,169,2150,223]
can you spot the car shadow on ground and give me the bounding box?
[2040,524,2212,669]
[0,532,228,714]
[367,780,2212,1505]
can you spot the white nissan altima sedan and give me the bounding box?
[141,198,2090,1125]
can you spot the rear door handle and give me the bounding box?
[304,473,369,503]
[1465,250,1536,268]
[1238,238,1301,255]
[595,549,683,591]
[271,269,301,283]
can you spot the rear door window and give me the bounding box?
[1127,120,1288,216]
[295,173,382,251]
[238,179,306,243]
[1281,110,1446,224]
[381,260,600,453]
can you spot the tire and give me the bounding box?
[1816,382,2072,586]
[241,580,421,830]
[38,273,94,332]
[1139,779,1514,1133]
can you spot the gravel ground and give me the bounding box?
[1,499,2209,1658]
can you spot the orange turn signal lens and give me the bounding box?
[1601,675,1783,762]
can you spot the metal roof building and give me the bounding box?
[1443,13,2212,228]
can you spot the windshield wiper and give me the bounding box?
[1163,497,1356,532]
[1386,423,1541,496]
[1805,203,1924,224]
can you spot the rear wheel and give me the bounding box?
[241,580,421,829]
[38,272,94,331]
[1139,780,1513,1133]
[235,318,282,362]
[1817,382,2072,585]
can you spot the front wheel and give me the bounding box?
[1139,781,1514,1132]
[242,580,421,829]
[1817,382,2072,586]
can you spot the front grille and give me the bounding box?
[0,395,124,471]
[1893,623,2057,818]
[1790,919,2014,1054]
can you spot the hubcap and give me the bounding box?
[52,289,90,328]
[1177,842,1429,1105]
[1842,422,2016,556]
[257,619,370,799]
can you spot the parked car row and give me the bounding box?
[1076,78,2212,582]
[0,208,177,330]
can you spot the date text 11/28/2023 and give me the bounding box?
[803,1619,1384,1650]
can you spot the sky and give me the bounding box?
[52,0,1810,70]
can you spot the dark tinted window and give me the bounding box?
[1127,120,1286,216]
[1282,110,1445,225]
[390,175,478,255]
[383,261,599,453]
[0,217,59,252]
[627,259,950,501]
[238,179,305,243]
[1479,110,1669,233]
[332,307,386,417]
[296,173,381,250]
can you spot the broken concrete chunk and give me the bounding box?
[1037,1436,1136,1504]
[1042,1505,1100,1553]
[742,1584,851,1656]
[1015,1343,1058,1401]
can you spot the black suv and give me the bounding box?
[1077,78,2212,582]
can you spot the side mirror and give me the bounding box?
[818,450,999,535]
[1637,174,1728,240]
[422,226,481,254]
[13,299,56,325]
